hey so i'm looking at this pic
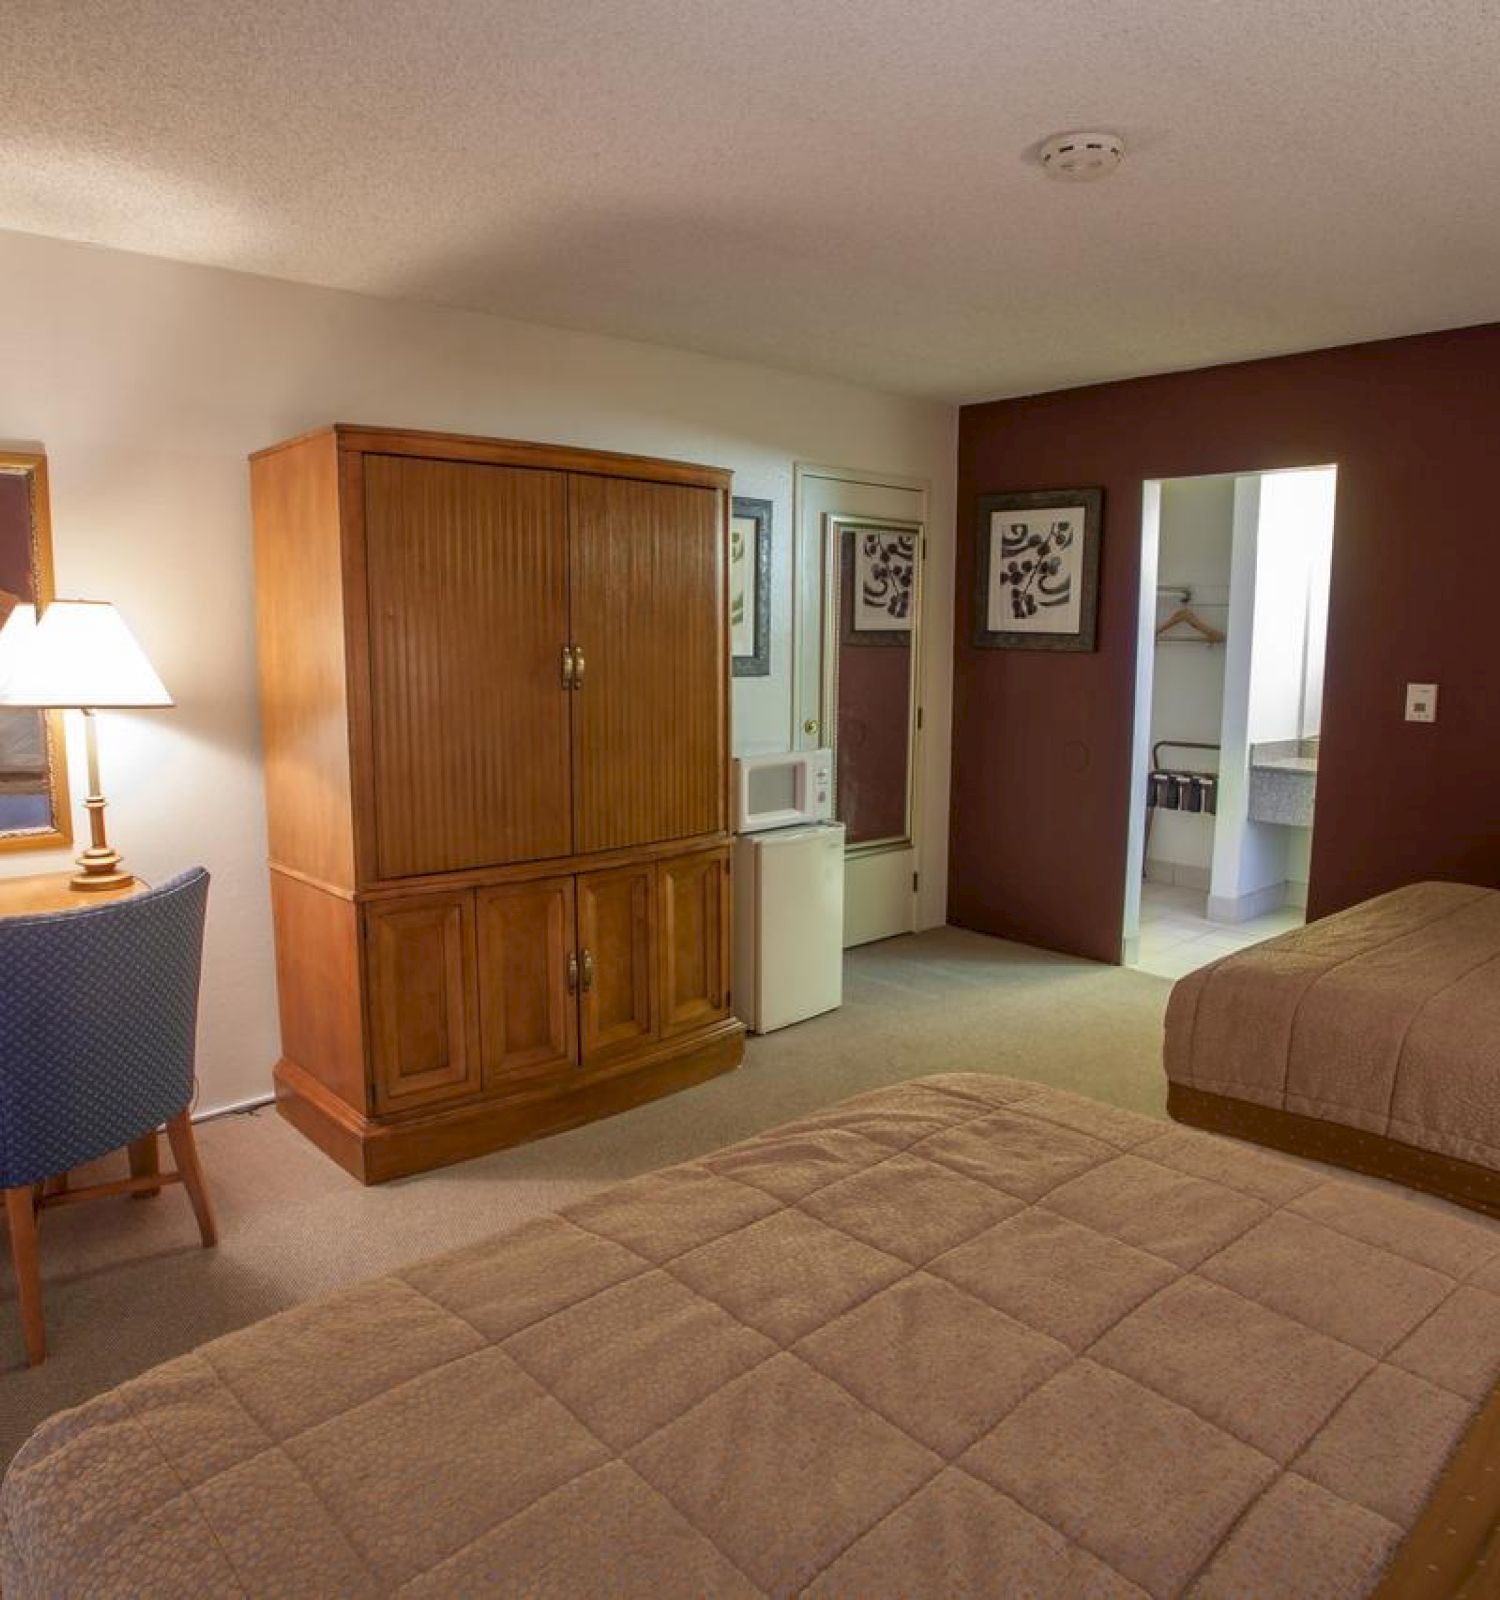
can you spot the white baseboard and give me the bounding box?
[1144,859,1212,891]
[194,1092,275,1124]
[1207,881,1293,925]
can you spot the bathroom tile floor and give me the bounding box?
[1129,881,1304,980]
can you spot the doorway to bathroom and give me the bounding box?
[1122,466,1337,978]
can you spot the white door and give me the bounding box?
[794,466,926,948]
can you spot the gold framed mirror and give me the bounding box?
[0,451,71,854]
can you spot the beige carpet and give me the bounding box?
[2,928,1177,1464]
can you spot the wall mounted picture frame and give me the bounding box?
[839,520,917,646]
[974,487,1103,652]
[730,496,771,677]
[0,452,71,854]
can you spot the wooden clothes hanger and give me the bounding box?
[1156,605,1225,644]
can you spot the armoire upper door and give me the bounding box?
[364,455,572,878]
[568,475,726,854]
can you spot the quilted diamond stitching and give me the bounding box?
[4,1071,1496,1600]
[665,1207,910,1346]
[501,1268,778,1451]
[1196,1210,1454,1357]
[798,1150,1024,1265]
[1088,1275,1375,1463]
[804,1469,1151,1599]
[626,1350,944,1595]
[280,1346,611,1587]
[1039,1153,1272,1269]
[960,1359,1281,1596]
[794,1272,1071,1457]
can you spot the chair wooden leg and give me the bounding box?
[4,1186,45,1367]
[165,1110,217,1248]
[127,1131,161,1199]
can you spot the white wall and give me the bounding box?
[1146,475,1233,878]
[0,228,956,1113]
[1210,477,1277,909]
[1259,467,1336,742]
[1246,467,1337,748]
[1210,468,1335,916]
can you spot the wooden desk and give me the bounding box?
[0,872,159,1191]
[0,871,143,917]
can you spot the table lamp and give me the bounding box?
[0,599,172,891]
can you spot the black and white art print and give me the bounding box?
[840,521,918,645]
[973,488,1102,651]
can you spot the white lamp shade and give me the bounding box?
[0,600,172,710]
[0,602,38,699]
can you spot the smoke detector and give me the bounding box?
[1038,131,1125,181]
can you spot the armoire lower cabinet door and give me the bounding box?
[366,894,480,1113]
[659,847,731,1037]
[476,878,578,1092]
[577,863,658,1063]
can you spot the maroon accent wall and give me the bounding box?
[951,323,1500,963]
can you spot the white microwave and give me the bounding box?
[734,749,835,833]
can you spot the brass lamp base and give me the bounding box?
[70,837,135,893]
[68,722,136,892]
[70,859,136,893]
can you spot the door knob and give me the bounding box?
[580,949,595,992]
[803,718,818,736]
[561,645,575,690]
[566,952,579,994]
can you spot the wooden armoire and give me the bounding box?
[250,425,744,1182]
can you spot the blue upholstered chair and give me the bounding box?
[1,868,215,1366]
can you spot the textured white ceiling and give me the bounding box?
[3,1,1498,401]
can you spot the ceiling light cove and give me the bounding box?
[1038,131,1126,181]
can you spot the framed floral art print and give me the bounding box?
[973,487,1103,652]
[839,519,918,646]
[730,496,771,677]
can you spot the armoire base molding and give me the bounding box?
[273,1020,746,1184]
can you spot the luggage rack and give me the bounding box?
[1147,740,1221,816]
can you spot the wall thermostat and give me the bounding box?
[1404,683,1439,723]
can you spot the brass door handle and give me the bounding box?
[561,645,575,690]
[580,949,595,992]
[566,952,579,994]
[572,645,585,689]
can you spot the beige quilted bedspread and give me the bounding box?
[1165,881,1500,1171]
[5,1073,1500,1597]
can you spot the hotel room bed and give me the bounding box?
[4,1072,1500,1598]
[1166,880,1500,1219]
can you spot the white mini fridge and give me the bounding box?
[733,822,846,1033]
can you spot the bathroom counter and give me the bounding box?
[1248,739,1318,826]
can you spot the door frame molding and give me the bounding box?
[792,463,931,946]
[791,461,931,753]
